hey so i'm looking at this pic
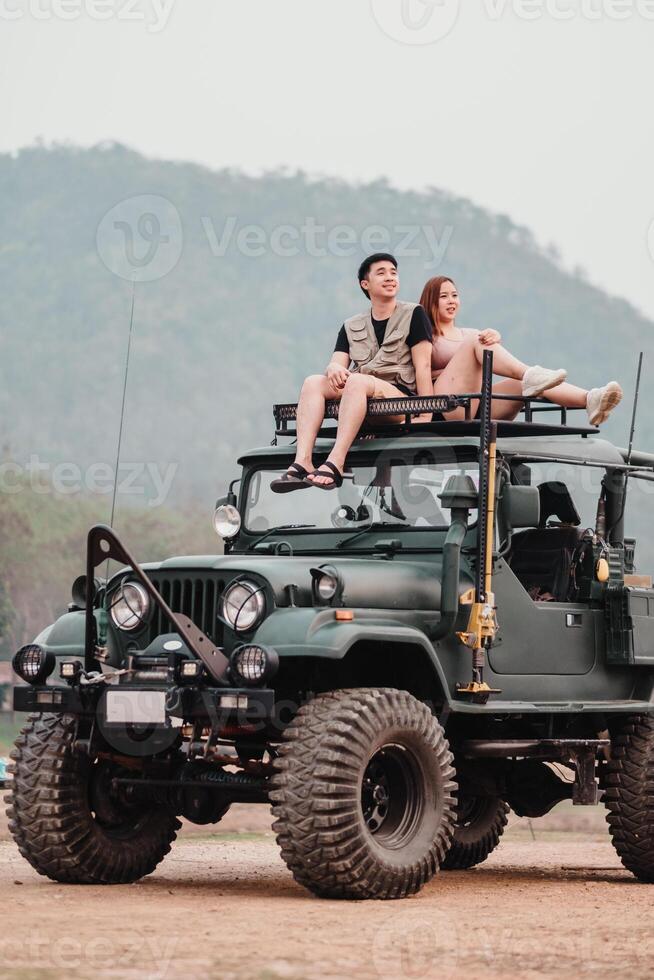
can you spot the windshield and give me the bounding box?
[243,451,480,535]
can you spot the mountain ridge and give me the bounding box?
[1,142,651,510]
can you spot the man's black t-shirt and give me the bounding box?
[334,305,432,355]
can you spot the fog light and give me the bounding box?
[36,690,64,705]
[60,660,82,681]
[219,694,249,710]
[180,660,203,681]
[12,644,56,686]
[230,644,279,686]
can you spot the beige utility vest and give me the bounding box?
[344,301,418,391]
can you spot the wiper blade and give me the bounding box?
[248,524,316,551]
[336,521,410,550]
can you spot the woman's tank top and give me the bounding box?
[431,327,478,379]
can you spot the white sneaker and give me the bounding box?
[586,381,623,426]
[522,365,567,398]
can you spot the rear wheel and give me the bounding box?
[605,715,654,883]
[270,688,456,899]
[442,794,509,870]
[5,713,180,884]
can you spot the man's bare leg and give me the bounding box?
[290,374,342,474]
[307,374,400,487]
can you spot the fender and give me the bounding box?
[31,609,110,660]
[253,608,452,704]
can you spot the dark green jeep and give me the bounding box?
[6,359,654,899]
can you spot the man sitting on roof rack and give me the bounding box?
[271,252,435,492]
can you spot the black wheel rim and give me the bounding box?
[457,795,487,829]
[361,744,424,849]
[87,759,152,839]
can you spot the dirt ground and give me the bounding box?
[1,800,653,980]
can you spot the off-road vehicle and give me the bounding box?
[6,354,654,899]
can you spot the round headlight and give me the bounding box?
[230,644,279,686]
[317,573,338,601]
[109,582,150,631]
[221,580,265,632]
[310,565,343,605]
[12,644,55,685]
[213,505,241,540]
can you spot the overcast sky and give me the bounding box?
[2,0,653,319]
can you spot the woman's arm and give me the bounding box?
[478,328,502,346]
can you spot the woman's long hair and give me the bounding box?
[419,276,456,338]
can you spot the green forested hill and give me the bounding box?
[1,142,651,507]
[1,143,654,654]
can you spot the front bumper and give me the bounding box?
[14,683,277,732]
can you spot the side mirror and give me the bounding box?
[215,490,237,509]
[500,485,540,530]
[71,575,105,610]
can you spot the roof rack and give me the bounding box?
[273,392,597,441]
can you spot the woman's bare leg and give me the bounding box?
[539,381,587,409]
[434,336,529,419]
[450,372,589,422]
[489,379,523,420]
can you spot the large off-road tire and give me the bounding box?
[5,713,181,884]
[605,715,654,883]
[270,688,456,900]
[441,794,509,870]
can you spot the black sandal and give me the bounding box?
[270,463,311,494]
[303,460,343,491]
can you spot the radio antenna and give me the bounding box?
[607,352,643,542]
[105,280,136,580]
[626,351,643,466]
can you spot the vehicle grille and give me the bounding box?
[147,575,224,646]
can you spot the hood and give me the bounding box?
[140,554,450,611]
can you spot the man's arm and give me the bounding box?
[408,306,434,422]
[326,350,351,395]
[411,340,433,397]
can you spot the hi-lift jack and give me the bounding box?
[455,350,502,704]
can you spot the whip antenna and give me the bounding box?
[109,280,136,529]
[105,280,136,580]
[607,352,643,541]
[626,351,643,466]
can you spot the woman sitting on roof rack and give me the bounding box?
[420,276,623,426]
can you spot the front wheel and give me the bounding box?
[6,713,181,884]
[441,795,509,870]
[270,688,456,900]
